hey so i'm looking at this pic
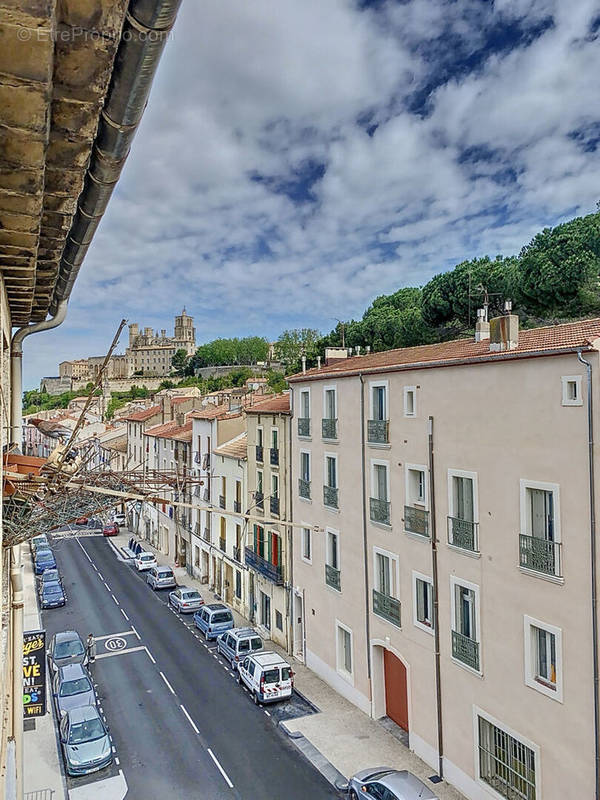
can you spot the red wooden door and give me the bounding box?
[384,650,409,731]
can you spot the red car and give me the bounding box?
[75,516,89,525]
[103,523,119,537]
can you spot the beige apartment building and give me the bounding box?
[288,315,600,800]
[245,394,293,650]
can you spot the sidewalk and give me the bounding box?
[22,550,67,800]
[120,530,466,800]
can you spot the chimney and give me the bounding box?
[324,347,349,365]
[317,356,321,369]
[490,307,519,352]
[176,412,184,427]
[301,356,306,374]
[356,345,361,356]
[475,307,490,342]
[365,345,371,354]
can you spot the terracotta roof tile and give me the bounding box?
[145,420,179,437]
[245,393,291,415]
[188,404,231,420]
[289,318,600,382]
[123,404,161,422]
[213,432,248,460]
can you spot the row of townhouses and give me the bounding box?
[119,312,599,800]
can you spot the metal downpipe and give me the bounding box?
[10,544,24,800]
[9,300,68,449]
[428,416,444,779]
[577,350,600,800]
[359,375,373,698]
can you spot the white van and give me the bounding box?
[236,651,294,704]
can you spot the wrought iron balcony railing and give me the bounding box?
[323,485,339,509]
[447,517,479,553]
[270,496,280,516]
[370,497,391,525]
[299,478,311,499]
[270,448,279,466]
[404,505,429,537]
[519,534,562,578]
[372,589,401,627]
[452,629,480,671]
[245,547,283,584]
[321,418,338,440]
[298,417,310,437]
[367,419,389,444]
[255,445,264,463]
[325,564,341,591]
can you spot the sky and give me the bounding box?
[24,0,600,388]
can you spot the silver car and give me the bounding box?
[168,586,204,613]
[345,768,439,800]
[146,565,176,590]
[48,630,88,672]
[53,663,95,716]
[59,705,112,776]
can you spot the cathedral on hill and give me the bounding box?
[125,309,196,377]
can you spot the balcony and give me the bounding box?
[233,545,241,562]
[245,547,283,584]
[194,452,202,464]
[372,589,401,627]
[270,448,279,467]
[370,497,391,525]
[255,491,264,512]
[404,505,429,537]
[325,563,341,591]
[299,478,311,500]
[323,485,339,509]
[255,445,264,463]
[322,418,338,440]
[219,495,225,509]
[519,534,562,578]
[367,419,389,444]
[234,500,242,514]
[298,417,311,437]
[270,496,280,516]
[452,630,480,671]
[219,537,226,553]
[447,517,479,553]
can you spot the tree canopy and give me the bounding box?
[189,336,270,370]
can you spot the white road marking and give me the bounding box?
[180,704,200,734]
[75,537,93,563]
[68,768,127,799]
[208,748,234,788]
[97,572,103,580]
[111,594,119,605]
[264,710,270,717]
[131,625,141,640]
[160,671,175,695]
[145,647,156,664]
[95,646,146,661]
[115,757,120,765]
[120,609,129,621]
[94,631,136,641]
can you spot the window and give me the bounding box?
[256,470,263,494]
[301,451,310,482]
[371,384,387,421]
[403,386,416,417]
[372,463,388,502]
[275,610,283,631]
[301,527,312,562]
[561,375,582,406]
[326,530,339,570]
[406,466,426,505]
[477,712,538,800]
[235,570,242,600]
[325,528,341,590]
[524,615,563,702]
[448,470,479,552]
[300,390,310,418]
[370,461,391,525]
[519,480,561,578]
[325,455,337,488]
[451,577,480,672]
[261,592,271,629]
[336,622,353,679]
[271,428,278,449]
[257,427,263,447]
[375,552,391,596]
[413,572,434,633]
[271,474,279,499]
[324,388,337,419]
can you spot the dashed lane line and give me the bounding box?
[75,537,93,563]
[131,625,141,640]
[145,647,156,664]
[160,671,175,695]
[207,748,234,789]
[180,704,200,734]
[120,609,129,621]
[111,594,119,606]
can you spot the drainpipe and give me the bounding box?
[287,414,294,656]
[577,350,600,800]
[9,300,68,448]
[428,416,444,779]
[359,375,373,698]
[10,544,24,800]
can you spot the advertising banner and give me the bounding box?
[23,630,46,718]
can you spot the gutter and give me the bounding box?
[49,0,183,313]
[577,350,600,800]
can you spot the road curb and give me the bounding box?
[279,720,347,792]
[291,687,321,714]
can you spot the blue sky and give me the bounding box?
[24,0,600,388]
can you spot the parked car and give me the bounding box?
[34,548,56,575]
[134,551,157,572]
[74,516,89,525]
[237,651,294,704]
[39,567,61,587]
[30,534,49,555]
[345,769,438,800]
[40,580,66,609]
[48,631,88,672]
[103,523,119,537]
[193,603,234,640]
[146,565,176,590]
[59,705,112,776]
[113,512,126,526]
[168,586,204,613]
[217,627,263,669]
[53,663,95,716]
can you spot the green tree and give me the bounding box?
[158,379,175,390]
[230,367,253,387]
[274,328,321,370]
[171,349,189,376]
[189,336,270,369]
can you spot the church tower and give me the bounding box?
[174,308,196,354]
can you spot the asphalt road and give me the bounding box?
[42,533,340,799]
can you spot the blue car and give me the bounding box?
[41,580,66,609]
[35,549,56,575]
[193,603,234,640]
